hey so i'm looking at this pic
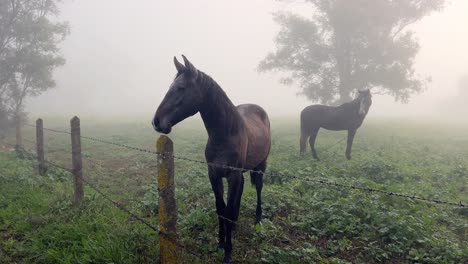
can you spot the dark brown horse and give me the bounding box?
[300,90,372,160]
[152,55,271,263]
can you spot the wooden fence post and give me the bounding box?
[36,118,46,175]
[157,135,177,264]
[71,116,83,206]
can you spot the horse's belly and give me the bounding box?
[245,142,269,169]
[320,114,353,131]
[244,126,271,169]
[237,104,271,170]
[322,124,348,131]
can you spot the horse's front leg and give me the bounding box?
[209,167,226,249]
[346,129,357,160]
[299,133,308,154]
[223,171,244,264]
[309,128,320,160]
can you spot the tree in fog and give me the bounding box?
[259,0,445,104]
[0,0,68,132]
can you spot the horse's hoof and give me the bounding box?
[254,217,262,225]
[223,256,232,264]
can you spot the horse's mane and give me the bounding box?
[332,96,360,110]
[173,70,232,107]
[197,71,233,106]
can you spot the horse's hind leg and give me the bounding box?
[309,128,320,160]
[346,129,356,160]
[209,168,226,249]
[251,160,266,224]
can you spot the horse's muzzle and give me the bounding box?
[152,117,172,134]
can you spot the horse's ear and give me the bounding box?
[174,56,185,73]
[181,55,198,77]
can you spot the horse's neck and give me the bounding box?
[348,97,369,124]
[341,97,360,112]
[198,75,242,143]
[338,97,366,122]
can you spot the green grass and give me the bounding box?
[1,116,467,263]
[0,155,159,264]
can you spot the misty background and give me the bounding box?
[27,0,468,120]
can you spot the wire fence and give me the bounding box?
[2,141,206,260]
[1,120,466,261]
[17,122,468,209]
[23,123,159,155]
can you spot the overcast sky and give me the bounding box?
[27,0,468,119]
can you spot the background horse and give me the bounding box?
[152,55,271,263]
[300,90,372,160]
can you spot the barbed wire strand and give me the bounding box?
[14,124,467,208]
[53,162,204,258]
[3,138,466,260]
[79,170,205,258]
[1,141,160,230]
[7,129,467,209]
[83,177,161,233]
[14,125,468,208]
[20,136,71,155]
[171,154,466,208]
[1,143,204,259]
[24,123,159,155]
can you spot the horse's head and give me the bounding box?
[357,89,372,116]
[152,55,204,134]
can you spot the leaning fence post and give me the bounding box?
[157,135,177,264]
[36,118,46,175]
[71,116,84,206]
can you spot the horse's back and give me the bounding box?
[301,105,332,117]
[301,104,349,131]
[237,104,269,123]
[237,104,271,168]
[301,105,333,124]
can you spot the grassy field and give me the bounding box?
[0,115,467,263]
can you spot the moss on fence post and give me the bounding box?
[157,135,177,264]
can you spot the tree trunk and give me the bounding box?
[15,113,22,148]
[334,28,353,104]
[338,83,351,104]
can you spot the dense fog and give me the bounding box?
[23,0,468,120]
